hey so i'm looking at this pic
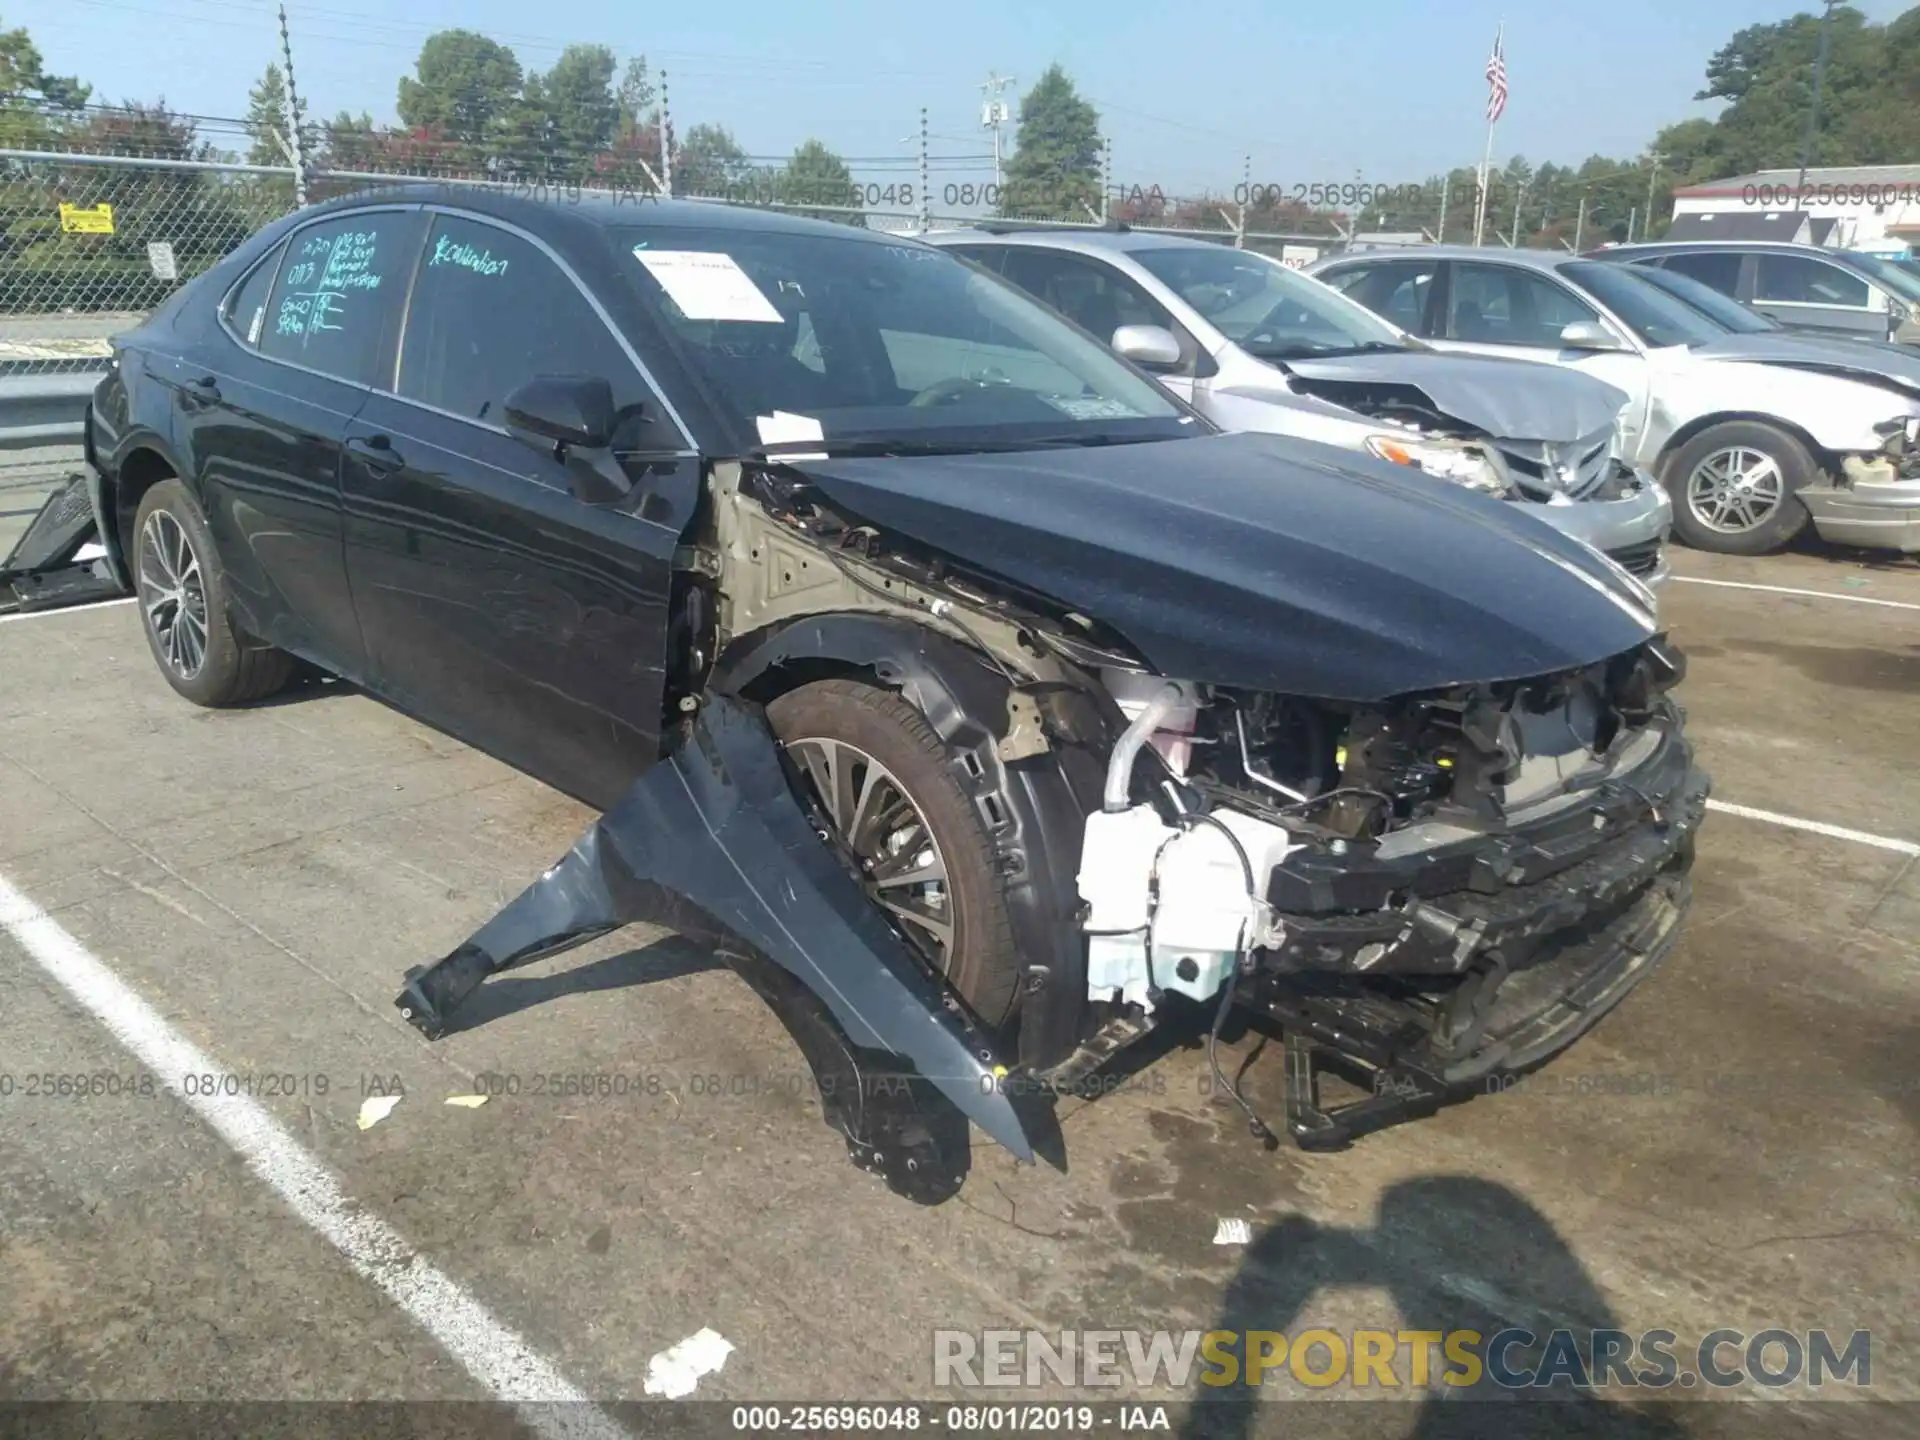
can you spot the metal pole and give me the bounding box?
[1795,0,1840,206]
[919,107,930,232]
[1574,194,1587,253]
[276,5,308,206]
[1627,205,1638,244]
[664,71,677,197]
[1644,153,1663,240]
[1437,174,1449,243]
[1101,136,1111,222]
[1238,154,1249,249]
[1474,123,1496,246]
[1510,188,1523,247]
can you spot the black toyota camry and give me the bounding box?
[80,187,1707,1200]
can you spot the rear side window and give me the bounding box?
[223,243,284,347]
[1655,250,1741,295]
[398,214,646,424]
[1754,254,1871,307]
[257,212,418,385]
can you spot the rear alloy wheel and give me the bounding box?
[1660,420,1813,556]
[132,479,296,706]
[766,679,1025,1028]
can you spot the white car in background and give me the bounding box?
[1310,245,1920,556]
[925,226,1673,586]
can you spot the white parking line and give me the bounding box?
[1706,799,1920,858]
[0,868,628,1440]
[1670,576,1920,611]
[0,597,135,625]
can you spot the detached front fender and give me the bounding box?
[397,691,1045,1168]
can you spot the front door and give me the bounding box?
[339,210,695,808]
[1429,260,1656,460]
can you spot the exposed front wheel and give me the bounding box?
[133,479,295,706]
[1660,421,1814,556]
[765,678,1024,1030]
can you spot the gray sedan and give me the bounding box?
[926,227,1672,587]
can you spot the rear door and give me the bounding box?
[340,208,697,808]
[1748,251,1890,341]
[180,206,422,677]
[1318,257,1442,336]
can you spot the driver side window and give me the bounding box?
[398,214,654,430]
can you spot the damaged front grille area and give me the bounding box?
[1493,428,1616,501]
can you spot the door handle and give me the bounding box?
[346,433,404,473]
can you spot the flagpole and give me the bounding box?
[1474,22,1503,247]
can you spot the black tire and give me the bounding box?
[765,678,1024,1029]
[132,478,295,706]
[1659,420,1815,556]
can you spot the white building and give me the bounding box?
[1668,164,1920,256]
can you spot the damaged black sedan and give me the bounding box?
[82,189,1708,1201]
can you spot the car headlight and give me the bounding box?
[1364,435,1511,496]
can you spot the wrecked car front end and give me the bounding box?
[398,426,1707,1197]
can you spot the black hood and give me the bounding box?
[792,432,1657,700]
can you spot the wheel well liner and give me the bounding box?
[107,442,181,579]
[714,613,1106,1071]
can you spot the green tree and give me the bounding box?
[396,30,524,154]
[538,43,619,165]
[777,138,864,225]
[243,64,305,169]
[999,64,1102,219]
[616,56,655,132]
[0,16,91,147]
[675,122,748,197]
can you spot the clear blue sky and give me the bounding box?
[15,0,1918,194]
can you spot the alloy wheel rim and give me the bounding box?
[785,735,953,971]
[1685,447,1785,534]
[138,511,209,679]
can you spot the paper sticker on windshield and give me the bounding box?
[1043,395,1143,421]
[633,249,782,322]
[755,410,826,459]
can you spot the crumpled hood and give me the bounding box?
[1278,348,1629,441]
[791,431,1657,700]
[1691,332,1920,394]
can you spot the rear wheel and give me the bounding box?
[133,479,295,706]
[1660,420,1814,556]
[765,679,1024,1029]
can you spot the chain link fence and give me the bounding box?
[2,142,1344,377]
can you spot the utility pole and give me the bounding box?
[1437,173,1449,244]
[1796,0,1842,205]
[919,107,930,232]
[276,4,308,205]
[980,72,1015,190]
[660,68,673,197]
[1573,194,1587,253]
[1643,150,1665,241]
[1627,204,1639,244]
[1101,136,1112,222]
[1510,186,1524,247]
[1237,154,1250,249]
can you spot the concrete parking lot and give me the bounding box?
[1,530,1915,1434]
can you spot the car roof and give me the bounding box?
[921,225,1248,258]
[299,183,911,246]
[1314,245,1582,273]
[1599,240,1877,259]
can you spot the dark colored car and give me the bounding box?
[1596,241,1920,348]
[82,187,1707,1200]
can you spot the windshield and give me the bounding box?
[1129,245,1406,359]
[1562,261,1726,348]
[616,227,1190,454]
[1843,250,1920,305]
[1628,264,1778,333]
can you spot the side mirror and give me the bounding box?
[1559,320,1624,352]
[1111,324,1183,370]
[504,374,616,451]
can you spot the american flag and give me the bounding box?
[1486,27,1509,123]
